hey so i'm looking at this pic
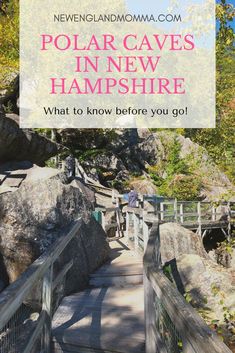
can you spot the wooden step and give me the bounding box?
[89,274,143,287]
[90,262,143,277]
[53,340,145,353]
[53,341,122,353]
[90,268,143,277]
[53,286,143,310]
[52,286,144,353]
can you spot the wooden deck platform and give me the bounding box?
[52,239,145,353]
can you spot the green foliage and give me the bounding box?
[148,137,202,200]
[146,165,164,186]
[184,290,193,304]
[0,0,19,90]
[159,175,202,200]
[164,138,188,176]
[34,129,53,139]
[2,100,14,113]
[215,235,235,267]
[58,129,118,152]
[163,264,173,282]
[77,149,106,162]
[149,173,164,187]
[209,283,235,340]
[45,158,57,169]
[217,238,235,256]
[183,1,235,182]
[216,0,235,53]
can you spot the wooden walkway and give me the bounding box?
[52,239,145,353]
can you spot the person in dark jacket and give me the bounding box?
[65,154,75,178]
[128,188,138,208]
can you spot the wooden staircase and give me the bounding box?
[52,239,145,353]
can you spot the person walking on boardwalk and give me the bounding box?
[128,188,138,208]
[65,153,75,179]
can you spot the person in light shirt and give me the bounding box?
[128,188,138,208]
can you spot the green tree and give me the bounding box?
[0,0,19,90]
[184,0,235,182]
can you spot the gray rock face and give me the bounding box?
[129,178,157,195]
[79,130,165,191]
[79,129,234,200]
[0,173,109,292]
[0,161,61,194]
[83,152,126,175]
[136,134,165,166]
[172,254,235,323]
[158,223,208,266]
[63,217,110,294]
[158,222,235,326]
[70,179,96,206]
[0,108,58,165]
[179,135,233,200]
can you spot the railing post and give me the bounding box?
[116,199,121,238]
[116,209,121,237]
[134,213,139,251]
[143,220,149,252]
[174,198,178,222]
[212,204,216,222]
[144,272,156,353]
[112,189,115,204]
[180,203,184,223]
[41,264,53,353]
[126,211,129,241]
[155,201,159,221]
[143,220,156,353]
[101,211,106,231]
[160,203,164,221]
[227,202,231,240]
[197,202,202,236]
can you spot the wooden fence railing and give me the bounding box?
[0,219,82,353]
[95,206,123,238]
[125,209,233,353]
[144,198,232,222]
[142,199,234,237]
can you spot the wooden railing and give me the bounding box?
[143,199,234,237]
[144,198,232,222]
[0,219,82,353]
[95,206,123,238]
[125,209,233,353]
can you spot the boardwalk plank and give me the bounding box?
[52,240,145,353]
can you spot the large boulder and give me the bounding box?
[0,161,61,194]
[0,172,110,293]
[158,222,235,338]
[158,223,208,266]
[61,217,110,294]
[129,178,157,194]
[82,152,127,180]
[0,108,58,165]
[172,254,235,324]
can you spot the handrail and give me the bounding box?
[143,222,232,353]
[95,206,123,238]
[124,209,233,352]
[143,199,234,237]
[0,218,82,353]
